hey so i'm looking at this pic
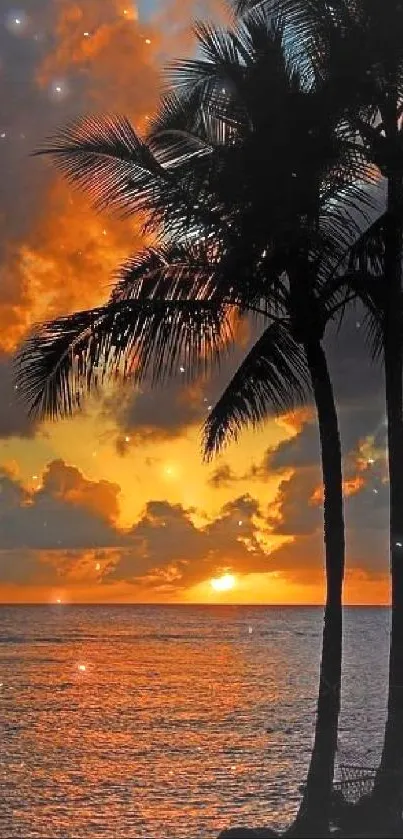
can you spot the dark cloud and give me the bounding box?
[0,545,118,587]
[268,424,321,472]
[107,493,272,588]
[106,328,253,448]
[0,354,37,438]
[265,457,389,583]
[0,549,59,586]
[0,1,87,245]
[269,468,322,537]
[208,464,240,489]
[243,310,385,502]
[107,380,208,447]
[325,313,385,455]
[0,459,122,551]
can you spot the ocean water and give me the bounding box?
[0,605,390,838]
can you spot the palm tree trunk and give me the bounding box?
[370,176,403,832]
[287,340,345,837]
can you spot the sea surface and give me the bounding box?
[0,605,390,838]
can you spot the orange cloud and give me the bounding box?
[1,179,142,352]
[152,0,230,56]
[343,475,366,497]
[276,407,316,436]
[310,475,365,505]
[36,0,229,116]
[41,459,121,523]
[3,0,227,356]
[37,1,162,122]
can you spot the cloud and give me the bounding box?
[263,454,389,584]
[0,546,120,588]
[0,459,122,551]
[250,317,384,480]
[36,1,162,118]
[208,464,240,489]
[0,354,38,438]
[108,492,272,589]
[268,468,322,537]
[325,314,385,456]
[0,0,151,363]
[0,446,390,596]
[268,423,321,471]
[101,320,253,448]
[0,459,275,593]
[106,379,208,448]
[0,550,59,586]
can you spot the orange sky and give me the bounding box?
[0,0,390,605]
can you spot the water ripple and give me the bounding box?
[0,605,389,838]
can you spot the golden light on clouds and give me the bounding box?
[211,573,237,592]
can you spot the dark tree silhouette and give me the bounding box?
[234,2,403,829]
[16,10,374,835]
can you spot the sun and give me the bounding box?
[210,573,237,592]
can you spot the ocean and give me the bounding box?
[0,605,390,838]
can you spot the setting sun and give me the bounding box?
[210,574,237,592]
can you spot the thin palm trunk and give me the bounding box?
[287,340,345,837]
[371,176,403,831]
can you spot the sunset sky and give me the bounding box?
[0,0,390,605]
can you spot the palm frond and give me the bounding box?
[362,307,384,362]
[15,298,234,420]
[164,61,243,128]
[203,321,311,458]
[318,209,386,299]
[347,211,386,276]
[34,115,168,216]
[166,20,243,93]
[165,10,296,130]
[111,243,220,304]
[317,206,386,353]
[341,269,384,360]
[235,0,403,109]
[149,89,242,167]
[316,179,377,280]
[34,115,219,240]
[111,242,282,322]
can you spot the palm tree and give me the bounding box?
[233,2,403,828]
[16,10,371,835]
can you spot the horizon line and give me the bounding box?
[0,601,390,607]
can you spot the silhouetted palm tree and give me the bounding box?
[235,1,403,829]
[16,10,371,835]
